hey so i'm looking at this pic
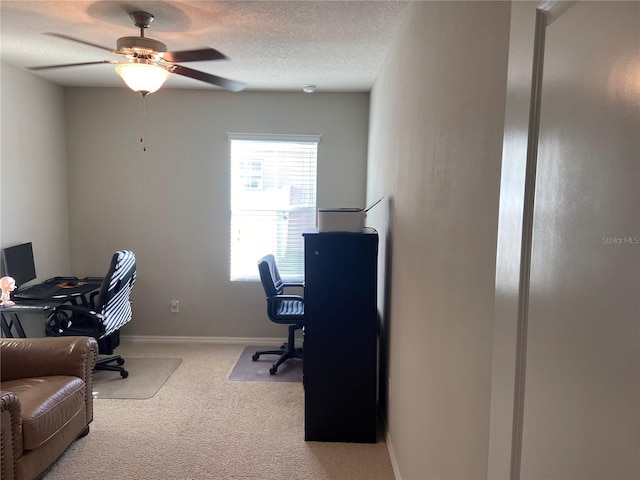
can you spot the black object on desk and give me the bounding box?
[13,276,102,301]
[0,277,102,338]
[302,230,379,443]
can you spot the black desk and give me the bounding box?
[13,277,103,304]
[0,305,54,338]
[302,231,379,443]
[0,277,102,338]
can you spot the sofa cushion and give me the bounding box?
[1,376,85,450]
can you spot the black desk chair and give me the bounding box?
[45,250,136,378]
[252,254,304,375]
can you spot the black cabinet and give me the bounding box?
[303,230,379,443]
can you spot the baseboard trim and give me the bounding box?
[386,430,401,480]
[122,335,287,346]
[380,411,401,480]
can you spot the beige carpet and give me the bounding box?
[93,357,182,399]
[45,340,395,480]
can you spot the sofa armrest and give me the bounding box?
[0,336,98,381]
[0,337,98,425]
[1,391,22,480]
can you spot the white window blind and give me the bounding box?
[229,134,319,281]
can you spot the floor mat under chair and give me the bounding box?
[92,357,182,399]
[229,346,302,382]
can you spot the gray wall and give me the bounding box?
[63,88,370,338]
[366,2,510,478]
[0,63,72,337]
[1,63,71,279]
[1,64,369,339]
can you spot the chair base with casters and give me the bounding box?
[252,323,303,375]
[47,317,129,378]
[95,356,128,378]
[95,330,129,378]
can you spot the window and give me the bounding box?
[229,133,319,281]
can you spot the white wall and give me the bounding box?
[1,62,71,278]
[366,2,511,478]
[1,62,72,336]
[64,88,370,338]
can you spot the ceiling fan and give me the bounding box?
[28,11,247,96]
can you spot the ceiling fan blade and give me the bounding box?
[45,33,115,53]
[160,48,227,63]
[28,60,119,71]
[170,65,246,92]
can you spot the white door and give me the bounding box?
[521,2,639,478]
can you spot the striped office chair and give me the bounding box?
[46,250,137,378]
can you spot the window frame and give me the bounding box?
[228,133,320,282]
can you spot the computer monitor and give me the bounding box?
[2,242,37,288]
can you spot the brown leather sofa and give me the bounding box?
[1,336,98,480]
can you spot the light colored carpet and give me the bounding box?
[93,357,182,399]
[45,340,395,480]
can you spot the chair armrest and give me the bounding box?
[47,304,105,336]
[0,337,98,382]
[268,295,304,302]
[53,304,100,317]
[1,391,22,479]
[88,290,99,306]
[282,282,305,288]
[267,295,304,322]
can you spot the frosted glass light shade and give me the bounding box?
[115,63,170,95]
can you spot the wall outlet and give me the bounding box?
[170,300,179,313]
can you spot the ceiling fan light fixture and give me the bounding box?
[115,62,170,96]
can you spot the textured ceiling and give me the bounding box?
[0,0,409,92]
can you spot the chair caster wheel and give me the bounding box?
[116,358,125,365]
[252,353,260,361]
[269,366,277,375]
[120,370,129,378]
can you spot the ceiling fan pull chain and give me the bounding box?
[139,93,147,152]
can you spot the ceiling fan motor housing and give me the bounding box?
[117,36,167,56]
